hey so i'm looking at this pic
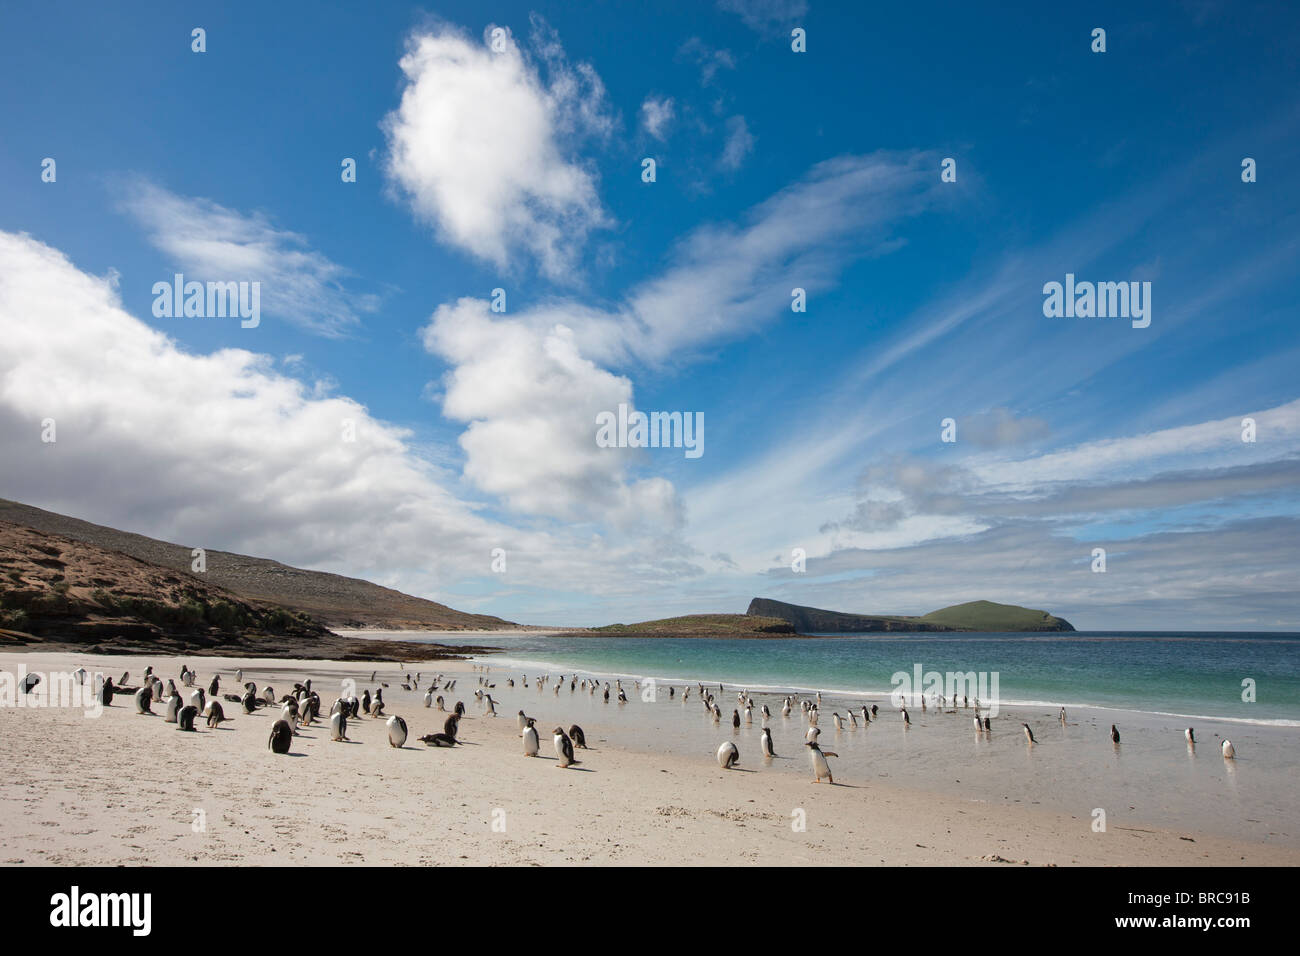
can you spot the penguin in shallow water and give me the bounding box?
[522,718,539,756]
[806,741,838,783]
[832,712,843,731]
[1023,723,1036,744]
[568,724,587,749]
[760,726,776,758]
[268,719,292,754]
[805,725,820,743]
[717,740,740,769]
[1222,739,1235,759]
[1059,707,1067,723]
[387,715,408,748]
[732,709,741,730]
[1185,727,1195,745]
[553,727,577,768]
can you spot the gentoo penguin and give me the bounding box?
[1059,708,1067,723]
[568,724,588,749]
[806,741,838,784]
[1185,727,1196,744]
[268,719,292,754]
[901,708,910,726]
[235,669,243,684]
[386,715,408,748]
[871,704,878,717]
[443,713,461,739]
[760,726,776,758]
[1222,739,1235,759]
[164,693,182,723]
[205,701,226,728]
[361,689,372,714]
[484,694,497,716]
[832,712,843,731]
[617,688,627,703]
[330,709,348,741]
[732,709,741,730]
[973,714,983,733]
[208,675,220,696]
[781,699,791,718]
[242,690,258,714]
[281,699,298,729]
[761,704,771,720]
[1110,724,1121,744]
[152,678,165,702]
[805,725,820,743]
[263,685,276,706]
[424,690,434,708]
[983,716,991,732]
[420,732,458,747]
[603,685,610,703]
[717,740,740,769]
[553,727,578,768]
[1022,723,1036,744]
[522,719,539,756]
[190,688,206,714]
[177,705,198,732]
[371,689,386,717]
[517,710,529,732]
[134,686,153,715]
[453,700,465,718]
[861,705,870,724]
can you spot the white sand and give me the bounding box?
[1,651,1295,867]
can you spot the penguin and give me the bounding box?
[1222,739,1235,759]
[717,740,740,769]
[205,701,226,729]
[617,688,627,703]
[902,708,910,726]
[760,726,776,758]
[152,678,165,702]
[268,719,292,754]
[806,741,838,784]
[435,695,445,711]
[973,715,983,733]
[424,690,434,708]
[1185,727,1195,744]
[190,688,206,714]
[1059,707,1067,723]
[134,686,153,715]
[99,676,116,707]
[517,710,529,732]
[732,709,741,730]
[164,693,182,723]
[371,689,386,717]
[568,724,588,749]
[860,705,870,724]
[553,727,577,768]
[361,689,372,714]
[832,712,843,731]
[208,675,220,697]
[484,694,497,717]
[420,732,458,747]
[781,699,791,718]
[242,690,258,714]
[235,669,243,684]
[1110,724,1121,744]
[330,709,348,741]
[443,713,461,739]
[177,705,198,732]
[1023,723,1036,744]
[387,715,408,748]
[453,700,465,718]
[522,719,539,756]
[761,704,771,720]
[805,725,820,743]
[871,704,878,717]
[263,686,276,706]
[603,686,610,703]
[983,716,991,732]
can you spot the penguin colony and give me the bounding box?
[62,661,1240,786]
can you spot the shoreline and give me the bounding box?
[1,649,1297,866]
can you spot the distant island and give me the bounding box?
[747,597,1075,633]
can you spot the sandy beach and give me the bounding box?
[2,649,1296,867]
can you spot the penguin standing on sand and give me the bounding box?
[806,741,838,784]
[717,740,740,769]
[361,689,371,714]
[760,726,776,758]
[164,693,182,723]
[1023,723,1036,744]
[177,705,198,732]
[517,710,529,732]
[134,687,153,715]
[1185,728,1195,745]
[330,708,348,741]
[268,719,292,754]
[568,724,587,749]
[205,701,226,729]
[1110,724,1121,744]
[522,719,539,756]
[553,727,578,768]
[387,715,408,748]
[1222,740,1235,759]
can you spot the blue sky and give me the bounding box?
[2,0,1298,628]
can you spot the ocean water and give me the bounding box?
[384,631,1300,726]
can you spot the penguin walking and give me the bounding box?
[973,714,983,734]
[805,725,820,743]
[522,719,539,756]
[568,724,588,749]
[1059,707,1067,723]
[1023,723,1036,744]
[760,726,776,758]
[1222,739,1235,759]
[1110,724,1121,744]
[387,715,408,748]
[717,740,740,769]
[806,741,838,784]
[832,712,843,731]
[1185,727,1196,746]
[553,727,578,768]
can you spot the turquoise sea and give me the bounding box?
[389,631,1300,726]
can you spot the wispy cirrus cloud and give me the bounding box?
[116,181,378,338]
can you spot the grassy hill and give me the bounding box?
[579,613,799,638]
[0,498,513,630]
[919,600,1074,632]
